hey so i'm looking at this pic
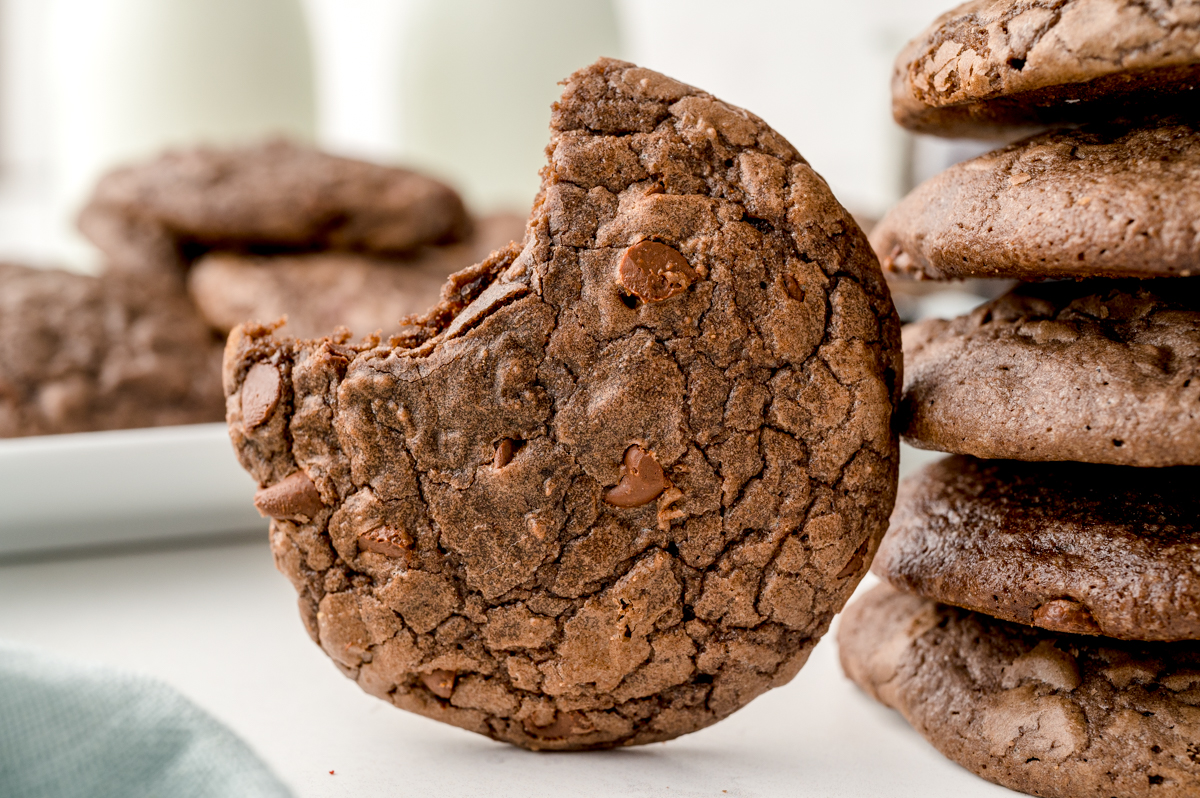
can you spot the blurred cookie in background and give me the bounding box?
[0,263,223,438]
[188,213,526,339]
[78,139,472,278]
[4,141,516,438]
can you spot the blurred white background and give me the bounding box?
[0,0,959,271]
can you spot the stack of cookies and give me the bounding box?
[839,2,1200,796]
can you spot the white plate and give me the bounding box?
[0,423,264,556]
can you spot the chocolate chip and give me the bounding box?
[254,470,325,522]
[525,710,589,739]
[604,445,670,508]
[781,274,806,302]
[357,526,413,558]
[617,241,698,303]
[241,362,281,429]
[837,537,871,579]
[494,439,515,469]
[421,670,456,699]
[1033,599,1103,635]
[494,438,525,469]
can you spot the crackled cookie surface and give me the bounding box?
[893,0,1200,137]
[840,585,1200,798]
[0,263,223,437]
[873,118,1200,281]
[901,280,1200,466]
[225,58,901,750]
[876,456,1200,641]
[188,214,526,339]
[80,140,470,276]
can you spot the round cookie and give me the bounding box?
[873,118,1200,281]
[223,58,901,750]
[0,263,223,437]
[876,455,1200,641]
[840,584,1200,798]
[80,139,471,276]
[901,279,1200,467]
[893,0,1200,138]
[188,214,526,339]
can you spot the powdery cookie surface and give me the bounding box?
[874,118,1200,281]
[840,584,1200,798]
[188,214,526,339]
[876,455,1200,641]
[901,280,1200,466]
[0,263,223,437]
[223,59,901,750]
[893,0,1200,137]
[80,140,470,276]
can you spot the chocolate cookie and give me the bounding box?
[0,263,223,437]
[223,58,901,750]
[893,0,1200,137]
[840,584,1200,798]
[901,280,1200,467]
[874,118,1200,281]
[80,140,471,276]
[187,214,526,339]
[876,455,1200,641]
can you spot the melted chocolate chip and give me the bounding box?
[617,241,698,303]
[604,445,670,508]
[1033,598,1103,636]
[494,438,525,469]
[357,526,414,558]
[782,273,806,302]
[837,537,871,579]
[525,710,590,739]
[241,362,281,428]
[254,471,325,522]
[421,670,456,699]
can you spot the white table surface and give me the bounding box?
[0,535,1009,798]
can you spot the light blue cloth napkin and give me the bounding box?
[0,641,292,798]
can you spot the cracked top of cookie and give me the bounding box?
[224,58,900,751]
[79,139,471,276]
[873,117,1200,280]
[894,0,1200,137]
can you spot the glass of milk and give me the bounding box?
[395,0,622,214]
[46,0,316,270]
